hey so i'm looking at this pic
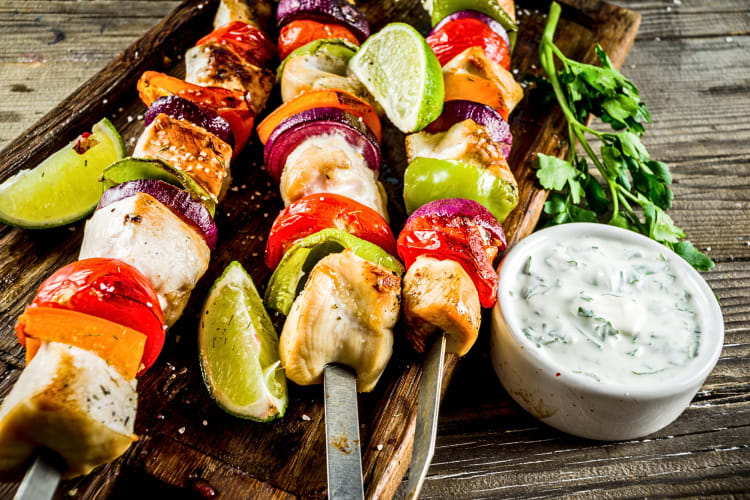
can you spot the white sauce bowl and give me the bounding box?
[490,223,724,440]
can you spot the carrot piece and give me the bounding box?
[25,338,41,365]
[18,307,146,379]
[443,72,510,121]
[256,89,382,145]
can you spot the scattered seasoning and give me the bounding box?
[302,414,311,421]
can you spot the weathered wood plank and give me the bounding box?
[0,0,748,498]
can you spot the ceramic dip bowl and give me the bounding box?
[490,223,723,440]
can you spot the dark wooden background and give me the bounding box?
[0,0,748,498]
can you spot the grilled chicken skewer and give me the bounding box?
[0,1,277,495]
[398,4,524,495]
[260,0,407,496]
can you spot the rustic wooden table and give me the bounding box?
[0,0,748,498]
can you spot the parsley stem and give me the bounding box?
[567,123,577,163]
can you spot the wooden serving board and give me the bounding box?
[0,0,640,498]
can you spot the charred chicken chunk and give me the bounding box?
[279,134,390,221]
[213,0,273,33]
[0,343,137,478]
[280,52,381,113]
[405,118,517,190]
[134,113,232,202]
[185,41,274,112]
[444,46,524,113]
[279,250,401,392]
[79,193,210,326]
[402,256,481,356]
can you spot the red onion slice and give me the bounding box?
[144,95,234,148]
[430,10,510,50]
[410,198,506,248]
[98,179,218,250]
[276,0,370,42]
[425,100,512,159]
[264,107,381,183]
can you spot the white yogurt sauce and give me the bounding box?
[507,235,705,386]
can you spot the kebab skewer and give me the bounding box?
[256,1,405,496]
[336,1,523,496]
[397,4,524,496]
[0,2,278,496]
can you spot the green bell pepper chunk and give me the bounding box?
[276,39,359,81]
[403,157,519,223]
[428,0,518,51]
[264,228,404,316]
[101,157,216,216]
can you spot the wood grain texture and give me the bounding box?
[0,0,748,499]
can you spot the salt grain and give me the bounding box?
[302,414,311,421]
[202,420,208,426]
[376,444,383,451]
[178,427,186,434]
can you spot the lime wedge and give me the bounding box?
[199,261,288,421]
[349,23,444,133]
[0,118,125,229]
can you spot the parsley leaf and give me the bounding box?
[536,2,713,272]
[535,153,584,203]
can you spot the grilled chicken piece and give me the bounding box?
[405,118,517,189]
[279,134,390,221]
[280,52,382,113]
[0,342,137,478]
[185,42,274,113]
[214,0,274,33]
[279,250,401,392]
[402,256,481,356]
[444,46,524,113]
[79,193,210,327]
[134,113,232,202]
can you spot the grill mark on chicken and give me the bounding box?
[123,214,142,224]
[185,42,274,112]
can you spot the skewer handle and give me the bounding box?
[324,364,364,500]
[14,451,63,500]
[404,332,447,500]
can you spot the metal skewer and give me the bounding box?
[404,332,447,500]
[14,451,63,500]
[324,364,364,500]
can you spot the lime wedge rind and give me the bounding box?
[199,261,288,422]
[0,118,125,229]
[349,23,444,133]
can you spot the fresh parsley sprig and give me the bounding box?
[534,2,714,271]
